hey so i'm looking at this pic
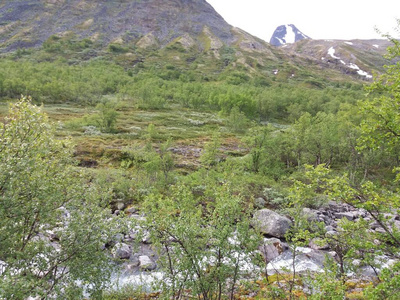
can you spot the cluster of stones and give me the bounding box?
[112,199,399,281]
[252,200,399,276]
[110,206,157,274]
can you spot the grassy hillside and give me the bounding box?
[0,35,370,172]
[1,3,400,298]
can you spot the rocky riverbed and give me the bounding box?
[6,199,396,295]
[108,199,400,292]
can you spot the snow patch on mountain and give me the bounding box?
[328,47,340,59]
[284,25,296,44]
[327,48,372,79]
[349,63,373,78]
[348,63,359,69]
[276,37,284,44]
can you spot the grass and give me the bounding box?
[0,100,242,169]
[1,95,250,171]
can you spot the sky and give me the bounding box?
[206,0,400,42]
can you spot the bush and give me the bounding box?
[0,97,119,299]
[143,184,262,299]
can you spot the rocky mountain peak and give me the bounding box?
[270,24,309,46]
[0,0,236,51]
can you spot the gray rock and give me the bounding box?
[328,201,340,209]
[325,225,335,232]
[129,254,140,267]
[125,253,140,271]
[113,233,124,243]
[325,230,337,237]
[375,227,387,234]
[318,215,330,223]
[139,255,156,271]
[259,238,286,262]
[334,212,355,221]
[253,209,292,238]
[370,221,381,229]
[327,251,337,259]
[357,209,369,218]
[126,207,137,214]
[119,254,141,276]
[113,242,132,260]
[302,208,319,222]
[142,231,152,244]
[31,233,50,243]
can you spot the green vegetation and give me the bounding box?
[1,21,400,299]
[143,184,260,300]
[0,97,121,299]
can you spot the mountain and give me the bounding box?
[0,1,392,84]
[270,24,309,46]
[0,0,266,53]
[284,38,392,79]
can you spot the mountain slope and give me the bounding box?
[284,39,391,79]
[0,0,392,84]
[0,0,235,51]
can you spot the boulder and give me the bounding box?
[325,225,335,232]
[375,227,386,234]
[334,212,355,221]
[113,242,132,260]
[253,209,292,238]
[130,253,140,267]
[259,238,286,262]
[370,221,382,230]
[126,206,137,214]
[142,230,152,244]
[302,208,319,222]
[325,230,337,237]
[139,255,156,271]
